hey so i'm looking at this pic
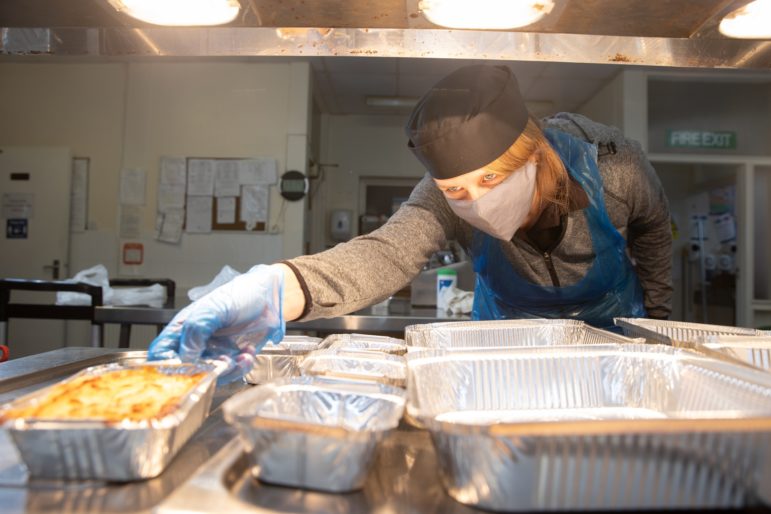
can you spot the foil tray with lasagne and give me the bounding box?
[0,362,217,481]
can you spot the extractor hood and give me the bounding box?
[1,0,769,69]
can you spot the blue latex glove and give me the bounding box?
[148,264,285,383]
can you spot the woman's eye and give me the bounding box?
[446,186,461,193]
[482,173,498,182]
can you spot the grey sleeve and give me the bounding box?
[615,141,674,318]
[285,175,457,320]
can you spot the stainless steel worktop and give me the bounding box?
[1,349,769,514]
[94,298,469,347]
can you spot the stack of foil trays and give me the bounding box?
[245,335,322,385]
[406,318,642,351]
[0,362,217,481]
[615,317,771,371]
[230,333,409,492]
[405,343,771,511]
[223,376,405,492]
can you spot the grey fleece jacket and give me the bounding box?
[286,113,673,320]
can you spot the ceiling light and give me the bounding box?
[419,0,555,30]
[105,0,241,26]
[365,96,420,108]
[719,0,771,39]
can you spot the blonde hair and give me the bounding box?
[485,117,569,214]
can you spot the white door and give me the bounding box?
[0,146,72,358]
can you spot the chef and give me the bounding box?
[149,64,672,380]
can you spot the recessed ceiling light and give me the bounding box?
[419,0,555,30]
[719,0,771,39]
[105,0,241,26]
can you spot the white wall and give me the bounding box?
[578,69,648,149]
[0,62,127,272]
[0,60,311,349]
[116,61,308,286]
[310,114,425,252]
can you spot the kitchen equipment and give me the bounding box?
[696,334,771,370]
[406,344,771,511]
[244,335,322,385]
[320,333,407,355]
[222,376,405,492]
[0,361,217,481]
[406,318,643,350]
[301,349,407,387]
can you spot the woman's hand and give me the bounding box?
[148,264,285,382]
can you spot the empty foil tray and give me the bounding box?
[222,376,405,492]
[320,333,406,355]
[245,335,322,385]
[405,343,771,511]
[301,349,406,387]
[406,318,642,350]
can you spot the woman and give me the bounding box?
[149,64,672,380]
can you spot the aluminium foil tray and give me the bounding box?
[320,333,407,355]
[406,343,771,511]
[301,349,407,387]
[0,361,217,481]
[245,335,322,385]
[614,317,766,344]
[223,376,405,492]
[406,318,642,350]
[697,334,771,371]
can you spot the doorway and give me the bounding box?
[654,160,739,325]
[0,146,72,357]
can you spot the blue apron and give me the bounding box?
[470,128,647,330]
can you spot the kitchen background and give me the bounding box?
[1,1,771,356]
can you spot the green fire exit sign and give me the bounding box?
[667,130,736,149]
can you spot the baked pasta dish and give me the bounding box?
[0,365,207,423]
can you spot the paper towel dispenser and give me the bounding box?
[329,209,352,242]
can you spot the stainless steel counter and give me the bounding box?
[94,298,469,347]
[1,349,768,514]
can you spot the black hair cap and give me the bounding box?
[405,64,529,179]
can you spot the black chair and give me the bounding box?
[108,278,176,349]
[0,278,105,351]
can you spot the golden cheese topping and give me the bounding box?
[0,366,206,423]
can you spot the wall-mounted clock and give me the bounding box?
[279,170,309,201]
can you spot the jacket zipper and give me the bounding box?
[542,251,561,287]
[520,212,569,288]
[532,214,568,287]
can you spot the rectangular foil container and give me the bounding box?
[245,335,322,385]
[406,344,771,511]
[222,376,405,492]
[301,349,407,387]
[406,318,641,350]
[614,317,766,344]
[0,362,217,481]
[696,334,771,371]
[320,333,407,355]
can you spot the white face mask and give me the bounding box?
[446,160,537,241]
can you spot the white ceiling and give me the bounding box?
[309,57,624,117]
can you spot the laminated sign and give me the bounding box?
[6,219,27,239]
